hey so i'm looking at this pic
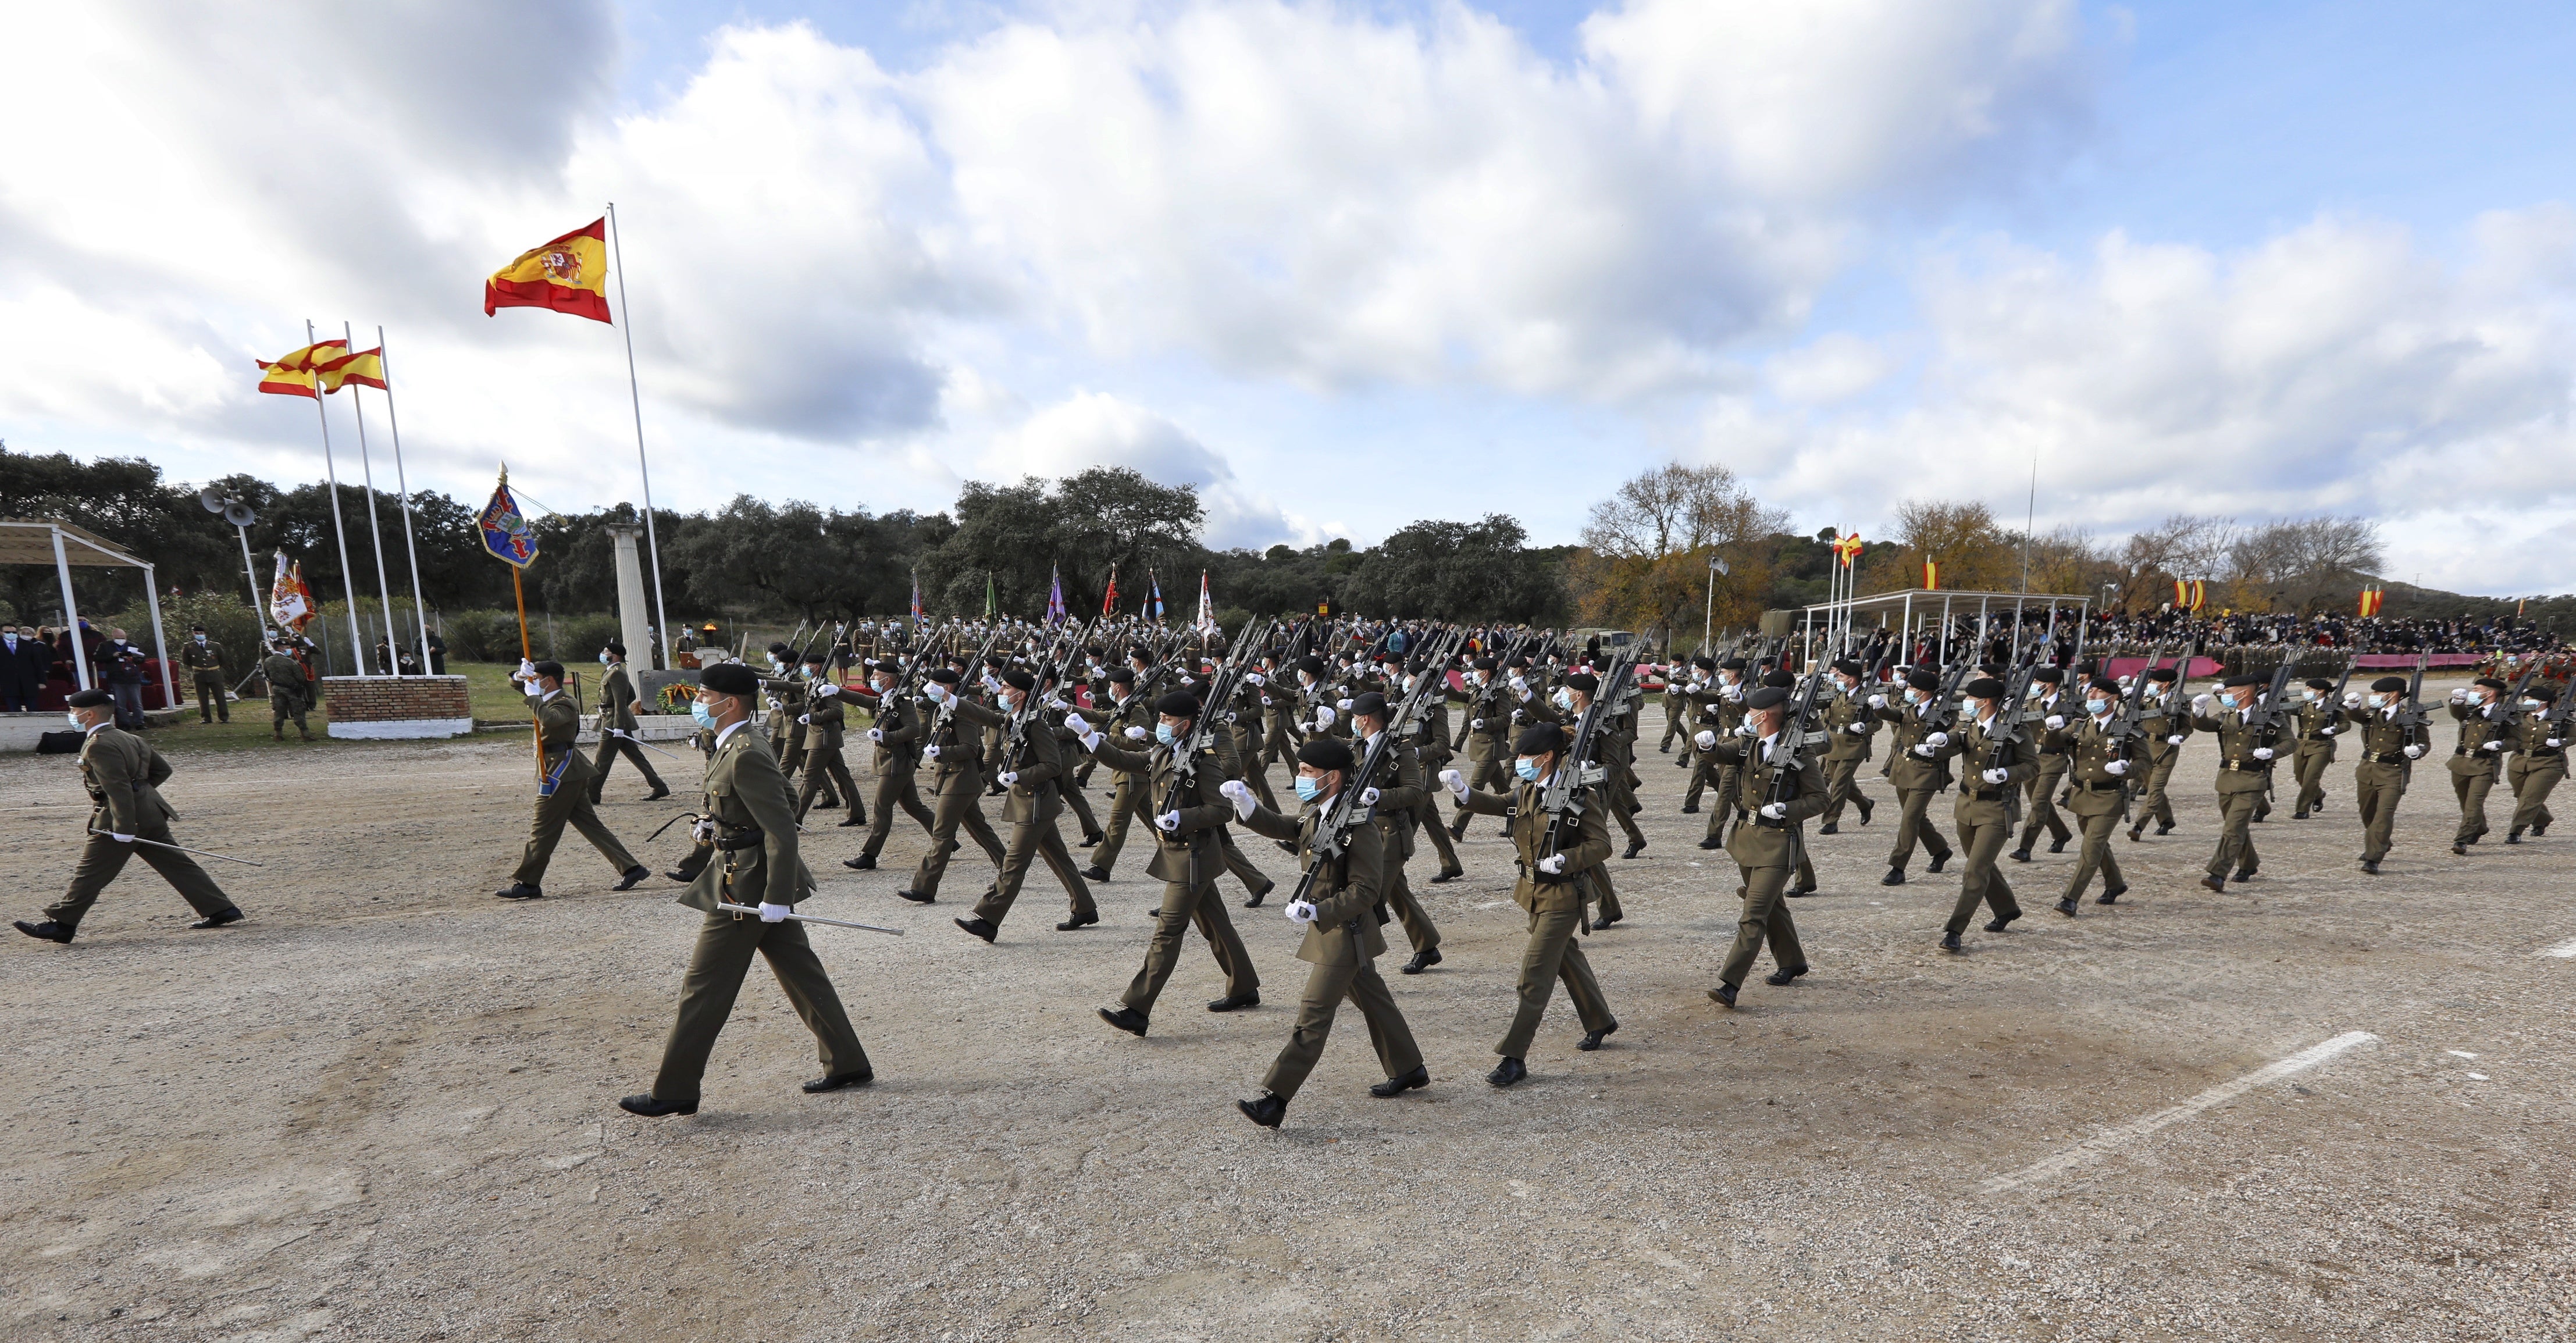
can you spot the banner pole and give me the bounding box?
[342,321,404,673]
[605,203,674,669]
[307,320,369,676]
[375,326,436,674]
[512,565,541,783]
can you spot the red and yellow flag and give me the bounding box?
[1832,532,1865,567]
[484,218,611,322]
[318,346,388,392]
[253,339,349,398]
[2358,587,2385,617]
[1922,558,1939,590]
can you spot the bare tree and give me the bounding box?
[1574,461,1785,639]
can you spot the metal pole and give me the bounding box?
[234,525,265,634]
[375,327,434,675]
[50,524,91,690]
[308,320,368,676]
[344,322,402,673]
[1703,555,1716,649]
[143,563,173,710]
[605,203,674,669]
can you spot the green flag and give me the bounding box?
[985,572,996,618]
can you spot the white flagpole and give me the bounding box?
[307,320,369,676]
[605,202,674,669]
[343,322,403,673]
[375,326,436,674]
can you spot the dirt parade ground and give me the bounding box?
[3,704,2571,1342]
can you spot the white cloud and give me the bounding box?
[1763,333,1896,405]
[972,390,1317,550]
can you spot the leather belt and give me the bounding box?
[2076,779,2124,792]
[715,826,764,851]
[2364,750,2407,765]
[2528,749,2564,759]
[2221,760,2270,772]
[1966,787,2005,801]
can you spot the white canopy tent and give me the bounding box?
[0,518,177,707]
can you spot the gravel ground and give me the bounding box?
[3,692,2570,1341]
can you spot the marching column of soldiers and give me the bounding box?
[17,614,2571,1133]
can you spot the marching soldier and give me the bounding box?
[1225,665,1278,811]
[1698,685,1826,1006]
[1816,660,1879,834]
[587,641,670,804]
[1079,668,1152,881]
[1658,660,1690,753]
[1402,657,1466,884]
[2186,674,2278,890]
[1036,668,1104,846]
[2349,676,2424,874]
[180,625,229,724]
[2507,685,2564,842]
[891,668,1007,903]
[1530,672,1641,922]
[1685,659,1752,847]
[792,656,864,827]
[262,639,313,741]
[1918,677,2033,951]
[2127,667,2191,841]
[839,659,935,870]
[2009,668,2074,862]
[494,659,651,900]
[1448,656,1515,838]
[1444,723,1619,1087]
[2045,681,2133,915]
[2288,677,2343,818]
[1225,736,1428,1128]
[1347,691,1444,971]
[619,662,872,1117]
[954,669,1098,941]
[15,688,245,945]
[1077,690,1263,1035]
[1874,669,1956,885]
[2445,678,2513,855]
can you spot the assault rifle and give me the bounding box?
[1528,651,1640,901]
[1149,616,1267,883]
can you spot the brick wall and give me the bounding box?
[319,675,472,722]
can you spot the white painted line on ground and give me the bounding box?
[1980,1031,2381,1196]
[2447,1050,2478,1059]
[2542,936,2576,959]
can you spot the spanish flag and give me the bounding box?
[1922,558,1939,591]
[253,339,348,398]
[318,346,388,393]
[1832,533,1864,567]
[2358,587,2385,617]
[484,218,611,322]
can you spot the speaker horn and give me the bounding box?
[224,502,257,528]
[199,486,227,514]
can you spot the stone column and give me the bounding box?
[607,525,653,665]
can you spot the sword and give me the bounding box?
[85,829,266,867]
[715,901,906,936]
[606,727,683,760]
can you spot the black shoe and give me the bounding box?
[643,784,671,801]
[843,854,877,871]
[494,884,543,900]
[1697,836,1723,850]
[2097,884,2126,904]
[1207,991,1259,1013]
[2535,821,2552,837]
[2200,875,2226,893]
[1448,817,1469,842]
[2233,868,2256,882]
[1237,1093,1286,1127]
[1370,1064,1430,1098]
[1081,832,1105,849]
[664,869,695,884]
[2253,813,2268,824]
[2292,811,2308,821]
[1659,742,1673,754]
[1926,854,1948,874]
[2156,822,2174,836]
[1593,913,1621,930]
[2127,824,2145,842]
[1941,931,1963,953]
[1055,912,1099,931]
[1709,982,1738,1007]
[1789,882,1816,897]
[1984,914,2017,932]
[1099,1006,1149,1036]
[895,888,935,904]
[1578,1024,1617,1052]
[1680,803,1699,815]
[2048,836,2068,854]
[1401,947,1442,975]
[618,1093,696,1117]
[801,1070,874,1093]
[1243,882,1273,909]
[13,919,72,944]
[1486,1056,1527,1087]
[2054,899,2078,918]
[612,865,651,892]
[1763,965,1808,986]
[2361,858,2381,874]
[2009,848,2032,864]
[585,785,604,807]
[1880,868,1905,886]
[838,815,867,827]
[1819,822,1838,835]
[189,908,244,930]
[1622,840,1644,860]
[954,916,997,943]
[2451,844,2468,856]
[2507,830,2524,844]
[1858,801,1875,825]
[1495,824,1512,840]
[1080,864,1110,882]
[1428,867,1463,884]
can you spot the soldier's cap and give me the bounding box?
[190,624,206,632]
[1690,656,1715,671]
[604,640,626,656]
[926,667,962,686]
[1128,646,1155,664]
[1472,656,1498,672]
[2304,677,2335,690]
[1000,668,1035,691]
[1719,657,1747,671]
[1504,655,1530,669]
[67,688,112,708]
[2147,667,2178,682]
[1106,667,1135,685]
[767,642,790,655]
[1349,691,1392,720]
[1155,690,1200,718]
[1977,662,2003,676]
[1406,659,1428,675]
[2075,660,2099,675]
[1963,676,2005,699]
[801,650,826,664]
[1296,737,1356,773]
[1762,669,1794,689]
[2474,676,2508,690]
[1513,723,1567,757]
[698,663,758,697]
[1745,686,1790,711]
[1906,668,1941,691]
[2222,673,2265,688]
[1296,656,1326,678]
[2528,683,2560,703]
[1561,672,1598,696]
[532,660,566,681]
[2032,667,2062,683]
[1832,659,1862,678]
[2371,675,2407,692]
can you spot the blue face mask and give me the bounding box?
[1294,775,1322,803]
[1515,758,1542,783]
[1155,722,1176,746]
[690,699,718,730]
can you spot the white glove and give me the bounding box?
[1509,676,1527,693]
[1284,899,1319,927]
[797,714,810,725]
[2403,744,2424,759]
[1694,730,1717,750]
[1314,706,1335,728]
[757,902,790,923]
[1470,717,1485,730]
[1245,673,1264,687]
[1723,685,1744,702]
[814,683,838,698]
[2104,758,2129,776]
[2044,715,2066,731]
[1439,768,1467,801]
[1064,713,1091,735]
[981,673,1003,693]
[1926,732,1951,747]
[1337,697,1354,711]
[2548,739,2566,749]
[2166,734,2184,746]
[2251,747,2274,761]
[997,770,1020,786]
[1982,767,2010,784]
[2481,739,2506,751]
[865,726,884,742]
[1124,725,1149,740]
[2343,693,2363,708]
[2450,687,2474,703]
[1078,731,1104,751]
[1042,693,1068,710]
[1912,744,1937,758]
[1535,854,1566,875]
[2192,693,2214,713]
[1868,694,1887,709]
[516,657,537,678]
[110,831,136,843]
[1180,676,1196,687]
[1359,786,1380,806]
[2319,725,2337,736]
[1847,722,1867,735]
[1758,802,1788,820]
[922,743,941,760]
[1220,778,1258,819]
[1156,810,1181,832]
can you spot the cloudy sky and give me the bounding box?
[3,1,2571,594]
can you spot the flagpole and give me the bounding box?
[605,202,674,669]
[342,322,404,674]
[374,327,435,674]
[307,320,369,676]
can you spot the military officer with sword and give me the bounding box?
[17,688,251,944]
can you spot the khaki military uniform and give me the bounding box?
[1926,713,2037,935]
[2187,696,2281,882]
[1240,799,1421,1100]
[1701,729,1827,989]
[1683,682,1747,826]
[964,700,1096,927]
[1082,690,1154,874]
[2044,714,2131,909]
[2508,711,2566,838]
[2350,707,2417,863]
[45,725,240,932]
[2014,690,2076,856]
[2129,689,2193,837]
[2289,697,2343,817]
[793,687,862,823]
[180,639,229,723]
[262,651,312,739]
[1877,698,1957,873]
[2446,698,2512,847]
[647,721,868,1103]
[1819,686,1878,828]
[906,693,1007,897]
[1042,701,1102,841]
[1458,773,1618,1059]
[850,689,936,863]
[1407,687,1463,877]
[1454,675,1517,799]
[588,661,667,800]
[1354,727,1441,954]
[1083,732,1259,1015]
[511,689,643,889]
